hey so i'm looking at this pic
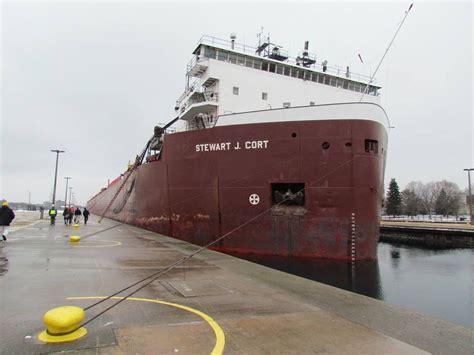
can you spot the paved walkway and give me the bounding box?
[8,210,43,232]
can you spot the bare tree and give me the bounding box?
[405,180,462,217]
[409,181,440,217]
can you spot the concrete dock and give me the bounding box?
[380,221,474,248]
[0,215,472,354]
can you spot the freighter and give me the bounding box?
[88,35,388,261]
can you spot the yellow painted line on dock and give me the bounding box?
[67,296,225,355]
[71,240,122,248]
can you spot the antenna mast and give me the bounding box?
[359,3,414,102]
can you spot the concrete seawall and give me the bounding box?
[380,224,474,248]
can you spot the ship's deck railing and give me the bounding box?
[190,35,375,85]
[179,90,218,114]
[178,77,201,103]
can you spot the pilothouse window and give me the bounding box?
[217,50,228,61]
[204,46,216,59]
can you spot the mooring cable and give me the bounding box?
[78,223,123,241]
[75,153,364,331]
[359,3,413,102]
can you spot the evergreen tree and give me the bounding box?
[435,188,448,216]
[386,178,402,216]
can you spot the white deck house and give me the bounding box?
[176,36,381,131]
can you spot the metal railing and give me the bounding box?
[190,35,374,84]
[179,90,218,114]
[178,77,201,103]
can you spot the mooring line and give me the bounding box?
[78,223,123,241]
[75,154,364,331]
[359,3,413,102]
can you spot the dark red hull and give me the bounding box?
[88,118,387,261]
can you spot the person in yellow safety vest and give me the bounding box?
[48,205,57,226]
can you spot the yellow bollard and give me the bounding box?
[38,306,87,343]
[69,235,81,243]
[73,224,80,230]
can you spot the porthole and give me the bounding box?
[292,132,297,138]
[322,142,330,150]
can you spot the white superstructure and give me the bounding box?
[176,35,381,132]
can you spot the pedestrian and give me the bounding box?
[0,201,15,241]
[63,207,71,226]
[67,207,74,225]
[83,207,90,225]
[74,207,82,223]
[48,205,57,225]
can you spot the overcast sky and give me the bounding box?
[1,0,472,205]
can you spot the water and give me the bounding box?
[238,243,474,328]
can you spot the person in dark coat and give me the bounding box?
[0,201,15,241]
[82,208,90,225]
[74,207,82,223]
[63,208,71,226]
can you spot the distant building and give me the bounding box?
[8,202,40,211]
[42,200,65,209]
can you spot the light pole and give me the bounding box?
[27,190,31,210]
[69,187,73,207]
[464,168,474,225]
[51,150,65,206]
[64,177,71,209]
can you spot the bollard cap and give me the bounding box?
[38,306,87,343]
[69,235,81,243]
[73,224,80,230]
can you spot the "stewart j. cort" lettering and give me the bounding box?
[195,140,269,152]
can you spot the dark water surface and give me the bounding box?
[236,243,474,328]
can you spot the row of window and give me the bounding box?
[232,86,315,108]
[203,46,379,96]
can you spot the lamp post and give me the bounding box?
[69,187,73,207]
[464,168,474,225]
[51,150,65,206]
[64,177,71,209]
[27,190,31,210]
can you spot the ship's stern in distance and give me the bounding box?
[215,102,389,261]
